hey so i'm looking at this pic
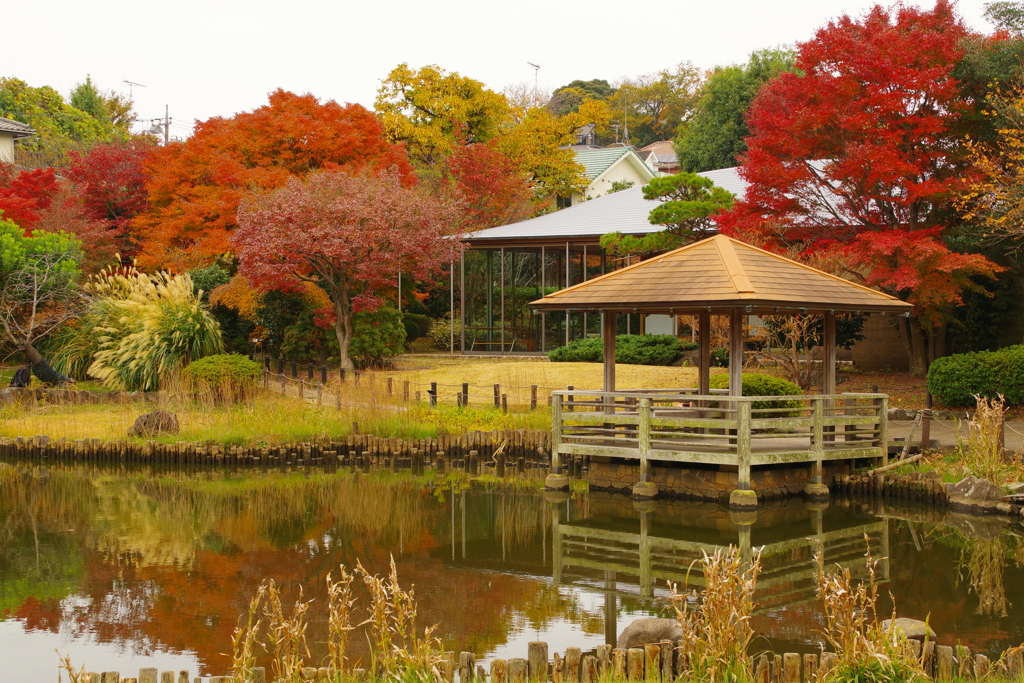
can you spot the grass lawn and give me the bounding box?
[373,354,726,407]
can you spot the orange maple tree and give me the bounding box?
[133,89,414,270]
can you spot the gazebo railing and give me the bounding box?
[551,390,888,485]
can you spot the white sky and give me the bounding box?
[9,0,993,139]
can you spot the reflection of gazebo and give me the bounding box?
[531,235,914,508]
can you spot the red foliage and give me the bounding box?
[444,142,539,230]
[66,137,155,257]
[32,182,118,272]
[0,165,59,230]
[718,1,996,321]
[235,170,463,369]
[133,90,414,270]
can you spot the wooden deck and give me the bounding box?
[551,389,889,491]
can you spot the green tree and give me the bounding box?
[984,1,1024,34]
[546,79,615,116]
[0,218,83,381]
[0,76,134,167]
[675,48,797,172]
[607,63,704,147]
[600,172,734,260]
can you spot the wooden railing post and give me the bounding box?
[551,394,563,474]
[639,397,652,483]
[878,395,889,467]
[811,397,824,485]
[737,400,752,490]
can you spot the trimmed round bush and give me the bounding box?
[548,335,685,365]
[709,372,804,416]
[183,353,262,403]
[927,345,1024,408]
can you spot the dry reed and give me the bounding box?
[227,559,444,682]
[670,546,761,683]
[959,395,1023,485]
[813,536,926,683]
[262,580,312,682]
[327,565,358,672]
[231,584,266,683]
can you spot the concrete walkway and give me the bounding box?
[888,416,1024,453]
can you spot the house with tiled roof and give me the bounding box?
[567,147,656,206]
[639,140,679,174]
[0,118,35,164]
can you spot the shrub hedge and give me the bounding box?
[927,345,1024,407]
[548,335,685,365]
[708,372,804,416]
[183,354,262,403]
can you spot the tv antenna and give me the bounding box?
[527,62,540,98]
[123,80,146,98]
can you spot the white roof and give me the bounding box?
[465,167,746,243]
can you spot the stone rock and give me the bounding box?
[1007,482,1024,494]
[128,409,180,437]
[616,618,683,650]
[951,475,1005,502]
[882,618,936,640]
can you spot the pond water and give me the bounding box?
[2,461,1024,682]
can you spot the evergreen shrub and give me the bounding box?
[548,335,685,365]
[183,353,262,403]
[927,345,1024,407]
[709,372,804,416]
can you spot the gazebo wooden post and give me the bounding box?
[728,307,757,511]
[602,311,616,445]
[698,312,711,396]
[806,311,837,501]
[603,312,616,394]
[728,308,744,399]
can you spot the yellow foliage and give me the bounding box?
[210,274,259,319]
[958,83,1024,238]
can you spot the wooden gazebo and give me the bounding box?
[531,235,913,508]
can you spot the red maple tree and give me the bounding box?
[719,0,999,375]
[133,90,414,270]
[0,165,59,230]
[235,171,463,371]
[65,137,155,258]
[443,142,540,231]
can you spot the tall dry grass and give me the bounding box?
[958,395,1023,485]
[813,537,926,683]
[670,547,761,683]
[230,559,444,683]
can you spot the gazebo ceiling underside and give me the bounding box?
[530,235,914,315]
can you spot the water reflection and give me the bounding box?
[3,462,1024,683]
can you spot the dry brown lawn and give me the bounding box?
[371,354,727,406]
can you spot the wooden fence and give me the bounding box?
[66,637,1023,683]
[0,429,556,470]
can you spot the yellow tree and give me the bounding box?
[495,99,610,199]
[960,83,1024,241]
[375,63,510,169]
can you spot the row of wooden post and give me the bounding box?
[72,639,1024,683]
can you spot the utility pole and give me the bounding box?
[164,105,170,145]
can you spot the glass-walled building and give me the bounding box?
[457,186,668,354]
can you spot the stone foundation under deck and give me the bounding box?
[588,457,857,501]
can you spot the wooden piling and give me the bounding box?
[627,648,644,680]
[508,659,528,683]
[528,642,548,682]
[612,650,626,679]
[565,647,581,683]
[644,645,660,681]
[581,656,597,683]
[460,652,476,683]
[491,659,508,683]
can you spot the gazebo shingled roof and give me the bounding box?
[530,234,913,314]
